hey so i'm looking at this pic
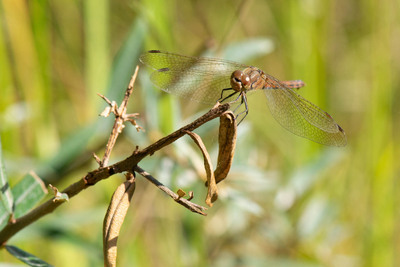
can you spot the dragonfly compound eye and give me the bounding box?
[231,70,250,92]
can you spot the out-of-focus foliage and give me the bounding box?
[5,245,53,266]
[0,0,399,266]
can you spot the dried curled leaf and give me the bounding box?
[177,189,186,198]
[214,111,237,184]
[103,177,136,267]
[184,130,218,207]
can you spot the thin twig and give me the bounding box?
[134,166,207,215]
[99,66,141,167]
[128,102,230,162]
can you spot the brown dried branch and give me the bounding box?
[134,166,207,215]
[0,102,230,244]
[103,174,136,267]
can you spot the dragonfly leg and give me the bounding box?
[219,88,237,103]
[233,91,246,112]
[235,93,249,125]
[220,90,249,125]
[219,88,232,100]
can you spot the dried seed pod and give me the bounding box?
[103,176,136,267]
[214,111,237,184]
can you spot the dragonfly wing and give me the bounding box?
[263,82,347,146]
[149,68,231,104]
[140,50,247,104]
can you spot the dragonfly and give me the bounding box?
[140,50,347,147]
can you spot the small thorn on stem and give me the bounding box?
[93,153,102,165]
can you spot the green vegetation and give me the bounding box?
[0,0,398,266]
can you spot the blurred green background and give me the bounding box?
[0,0,399,266]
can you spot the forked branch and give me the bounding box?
[0,94,230,244]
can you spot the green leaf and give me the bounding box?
[37,122,98,180]
[0,137,14,228]
[6,245,54,267]
[0,204,10,230]
[105,17,147,103]
[12,171,48,218]
[0,171,48,230]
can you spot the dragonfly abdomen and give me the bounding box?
[262,80,305,89]
[279,80,305,89]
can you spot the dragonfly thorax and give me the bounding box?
[230,70,250,92]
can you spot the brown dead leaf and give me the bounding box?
[177,189,186,198]
[184,130,218,207]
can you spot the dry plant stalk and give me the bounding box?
[103,174,136,267]
[133,166,207,215]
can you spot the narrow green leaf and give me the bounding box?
[37,122,98,180]
[105,17,147,103]
[0,137,13,227]
[12,171,48,218]
[6,245,54,267]
[0,204,9,230]
[37,18,147,181]
[84,0,110,112]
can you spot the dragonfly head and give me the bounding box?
[230,70,250,92]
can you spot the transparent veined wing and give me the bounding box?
[139,50,248,104]
[262,78,347,146]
